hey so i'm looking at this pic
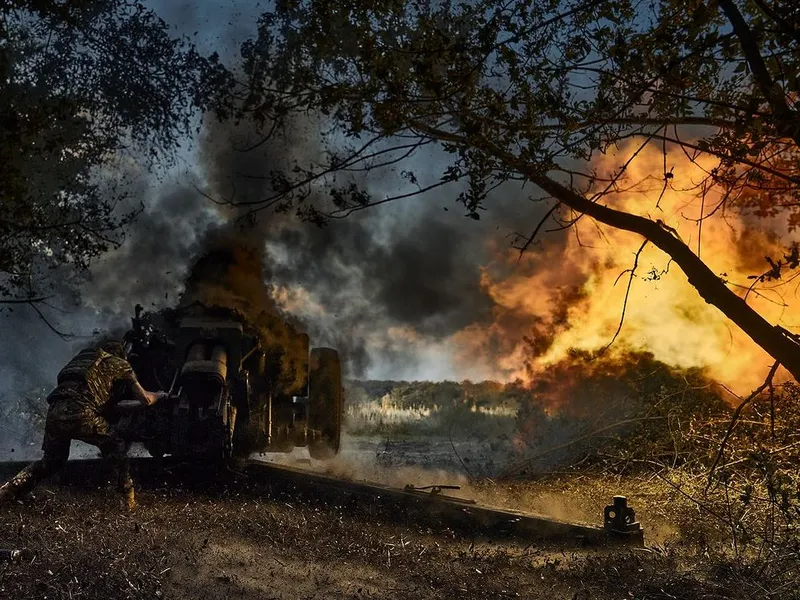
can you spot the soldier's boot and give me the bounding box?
[118,468,136,511]
[122,487,136,511]
[0,462,46,503]
[101,439,135,510]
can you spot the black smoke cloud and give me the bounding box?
[77,0,555,380]
[0,67,550,438]
[190,114,546,378]
[83,182,219,316]
[263,205,502,373]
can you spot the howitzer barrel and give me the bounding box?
[181,343,228,382]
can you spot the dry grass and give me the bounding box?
[3,365,800,598]
[0,461,795,600]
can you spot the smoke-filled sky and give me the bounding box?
[0,0,550,398]
[2,0,799,421]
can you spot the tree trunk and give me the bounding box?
[527,171,800,383]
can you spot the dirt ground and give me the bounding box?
[0,459,755,600]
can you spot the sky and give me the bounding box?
[0,0,546,404]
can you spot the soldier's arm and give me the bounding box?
[109,357,166,407]
[130,381,166,407]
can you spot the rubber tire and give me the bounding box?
[307,348,343,460]
[231,377,254,459]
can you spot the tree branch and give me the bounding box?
[643,133,800,185]
[515,202,560,260]
[0,296,52,305]
[705,360,781,490]
[750,0,800,48]
[408,114,800,385]
[718,0,800,147]
[596,240,648,357]
[26,301,76,341]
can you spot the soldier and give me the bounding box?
[0,341,166,510]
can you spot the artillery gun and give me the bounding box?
[0,301,646,548]
[120,304,343,462]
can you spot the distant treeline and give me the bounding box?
[345,379,526,410]
[343,379,523,440]
[343,352,736,473]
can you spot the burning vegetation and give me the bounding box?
[423,143,798,396]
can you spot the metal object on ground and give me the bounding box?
[0,549,34,563]
[403,484,462,496]
[244,460,645,547]
[604,495,642,537]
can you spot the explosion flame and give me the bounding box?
[468,143,798,394]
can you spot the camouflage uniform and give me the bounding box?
[0,347,138,507]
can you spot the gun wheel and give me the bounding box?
[307,348,343,460]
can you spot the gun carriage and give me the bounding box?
[121,304,343,462]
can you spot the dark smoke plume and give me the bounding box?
[186,114,558,379]
[49,112,559,382]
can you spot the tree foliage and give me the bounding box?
[0,0,231,301]
[230,0,800,381]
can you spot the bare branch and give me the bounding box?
[515,202,560,260]
[26,301,76,341]
[719,0,800,147]
[595,240,648,357]
[751,0,800,45]
[644,133,800,185]
[0,296,53,305]
[706,360,781,490]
